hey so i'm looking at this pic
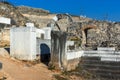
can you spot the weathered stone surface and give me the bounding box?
[67,20,120,50]
[17,6,49,16]
[50,31,67,70]
[0,2,29,26]
[0,48,10,58]
[67,58,80,71]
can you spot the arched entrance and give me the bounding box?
[40,43,50,66]
[81,25,97,47]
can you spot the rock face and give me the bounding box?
[0,48,10,58]
[67,20,120,50]
[0,1,120,50]
[0,2,29,26]
[85,21,120,50]
[17,6,49,16]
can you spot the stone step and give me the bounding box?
[94,72,120,79]
[80,56,120,79]
[81,60,120,66]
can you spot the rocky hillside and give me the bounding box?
[17,6,49,16]
[67,19,120,50]
[0,2,29,26]
[0,1,120,50]
[0,1,50,27]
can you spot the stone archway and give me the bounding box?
[81,25,97,47]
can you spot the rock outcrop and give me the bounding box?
[0,2,29,26]
[67,20,120,50]
[17,6,49,16]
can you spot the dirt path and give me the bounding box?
[0,56,55,80]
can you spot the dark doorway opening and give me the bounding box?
[4,48,10,54]
[0,62,2,70]
[40,43,50,66]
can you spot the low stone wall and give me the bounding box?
[66,58,80,71]
[65,49,120,71]
[66,51,84,71]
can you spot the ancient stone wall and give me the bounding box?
[50,31,67,70]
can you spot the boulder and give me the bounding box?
[0,48,10,58]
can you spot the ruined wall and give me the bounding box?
[67,20,120,50]
[50,31,81,71]
[86,22,120,49]
[50,31,67,70]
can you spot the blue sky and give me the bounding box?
[8,0,120,22]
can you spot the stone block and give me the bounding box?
[10,27,37,60]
